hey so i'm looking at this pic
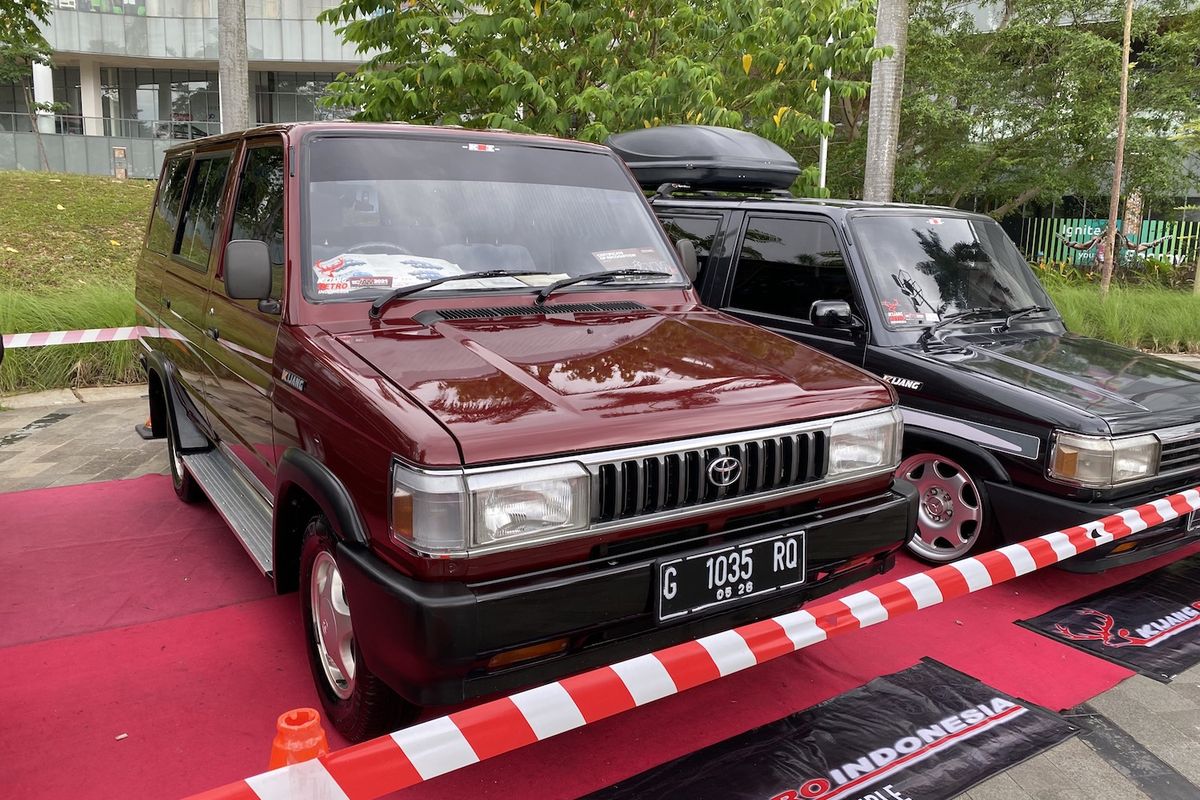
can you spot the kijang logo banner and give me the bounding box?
[585,659,1077,800]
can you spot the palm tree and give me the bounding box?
[862,0,908,202]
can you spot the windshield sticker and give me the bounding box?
[312,254,465,296]
[591,247,671,272]
[463,143,498,152]
[882,298,900,312]
[887,311,908,325]
[927,217,944,225]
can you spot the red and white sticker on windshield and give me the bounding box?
[463,143,498,152]
[928,217,944,225]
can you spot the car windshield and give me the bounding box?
[303,135,683,301]
[850,214,1054,328]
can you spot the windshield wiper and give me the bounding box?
[368,270,550,319]
[994,305,1053,332]
[917,306,1007,347]
[534,269,672,304]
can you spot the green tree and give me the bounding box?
[827,0,1200,213]
[318,0,887,195]
[1,1,54,170]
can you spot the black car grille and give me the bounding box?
[1160,435,1200,474]
[593,431,828,523]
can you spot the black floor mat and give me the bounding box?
[1018,553,1200,682]
[584,658,1078,800]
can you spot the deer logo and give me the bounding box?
[1054,608,1156,648]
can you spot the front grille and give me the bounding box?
[592,430,828,523]
[1160,435,1200,474]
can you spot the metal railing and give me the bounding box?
[0,111,220,140]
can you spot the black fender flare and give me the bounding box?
[142,350,210,451]
[901,426,1012,485]
[274,447,370,548]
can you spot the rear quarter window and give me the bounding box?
[147,155,190,255]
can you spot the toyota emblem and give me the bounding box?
[707,456,742,487]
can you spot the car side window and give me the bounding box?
[658,215,721,275]
[175,152,233,271]
[147,155,190,255]
[729,216,855,321]
[228,145,285,301]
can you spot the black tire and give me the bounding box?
[300,515,413,742]
[165,408,204,504]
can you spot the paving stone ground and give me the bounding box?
[2,389,1198,799]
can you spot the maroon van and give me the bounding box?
[133,122,917,741]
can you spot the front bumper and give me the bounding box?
[337,482,917,706]
[986,481,1200,572]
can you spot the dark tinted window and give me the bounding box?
[147,155,190,255]
[729,217,854,320]
[659,215,721,273]
[176,152,233,270]
[229,145,285,299]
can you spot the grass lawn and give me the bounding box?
[1,171,152,394]
[1051,286,1200,354]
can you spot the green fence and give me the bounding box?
[1020,217,1200,266]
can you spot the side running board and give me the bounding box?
[181,450,274,575]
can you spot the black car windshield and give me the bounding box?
[303,135,683,301]
[850,214,1053,328]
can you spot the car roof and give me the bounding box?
[163,121,611,158]
[648,193,987,221]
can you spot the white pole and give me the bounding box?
[818,35,833,190]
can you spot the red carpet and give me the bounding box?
[2,476,1196,799]
[0,475,274,648]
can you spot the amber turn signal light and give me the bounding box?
[486,637,570,669]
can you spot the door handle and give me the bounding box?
[161,297,171,309]
[205,327,219,341]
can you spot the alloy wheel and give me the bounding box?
[896,453,984,562]
[310,550,356,700]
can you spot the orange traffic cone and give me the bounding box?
[268,708,329,769]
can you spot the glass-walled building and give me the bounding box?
[0,0,364,173]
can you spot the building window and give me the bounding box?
[253,71,354,125]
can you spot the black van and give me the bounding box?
[613,125,1200,571]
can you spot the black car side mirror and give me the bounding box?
[675,238,699,283]
[810,299,859,329]
[224,240,272,301]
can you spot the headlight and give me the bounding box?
[827,408,903,477]
[390,461,589,555]
[1049,431,1159,488]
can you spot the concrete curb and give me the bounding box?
[0,384,147,410]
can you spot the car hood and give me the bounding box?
[333,306,892,464]
[922,332,1200,433]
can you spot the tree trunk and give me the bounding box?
[1193,247,1200,296]
[862,0,908,202]
[21,86,51,172]
[218,0,250,132]
[1121,187,1143,249]
[1100,0,1135,296]
[988,185,1041,221]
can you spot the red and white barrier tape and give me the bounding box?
[2,326,145,349]
[188,488,1200,800]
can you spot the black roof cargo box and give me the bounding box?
[607,125,800,191]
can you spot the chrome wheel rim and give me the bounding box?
[168,433,183,482]
[897,454,983,561]
[311,551,356,699]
